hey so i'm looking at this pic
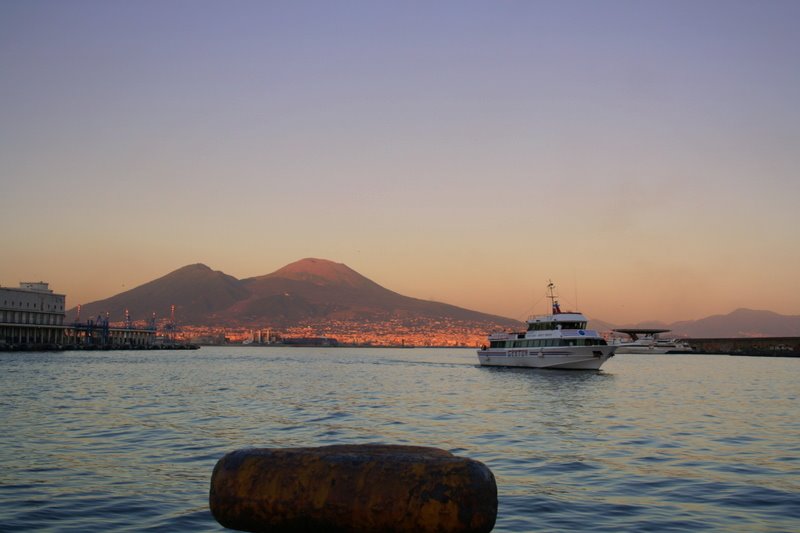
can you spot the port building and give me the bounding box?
[0,282,66,346]
[1,281,159,350]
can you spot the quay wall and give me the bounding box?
[688,337,800,357]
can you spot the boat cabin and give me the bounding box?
[527,313,587,331]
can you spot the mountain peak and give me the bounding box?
[173,263,213,274]
[163,263,231,283]
[269,258,372,288]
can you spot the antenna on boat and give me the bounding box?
[573,269,578,311]
[547,280,561,314]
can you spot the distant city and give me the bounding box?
[134,317,494,348]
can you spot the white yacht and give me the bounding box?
[610,329,692,354]
[477,282,616,370]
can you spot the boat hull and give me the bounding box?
[477,346,615,370]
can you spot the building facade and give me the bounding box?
[0,282,66,346]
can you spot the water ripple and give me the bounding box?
[1,349,799,531]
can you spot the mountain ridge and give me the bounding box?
[70,258,519,330]
[598,308,800,339]
[68,259,800,338]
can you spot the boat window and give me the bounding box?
[558,321,587,330]
[527,321,556,331]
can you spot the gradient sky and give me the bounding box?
[2,0,799,325]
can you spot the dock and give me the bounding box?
[0,321,197,351]
[687,337,800,357]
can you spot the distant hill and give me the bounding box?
[586,318,619,334]
[70,258,521,330]
[668,308,800,338]
[71,263,249,324]
[610,308,800,338]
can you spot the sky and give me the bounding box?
[2,0,799,325]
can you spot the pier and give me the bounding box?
[0,320,159,351]
[63,318,156,349]
[0,321,201,351]
[688,337,800,357]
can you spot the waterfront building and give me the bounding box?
[1,281,160,349]
[0,282,66,346]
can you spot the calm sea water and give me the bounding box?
[1,347,798,532]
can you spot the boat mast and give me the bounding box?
[547,280,562,314]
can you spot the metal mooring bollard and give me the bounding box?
[209,444,497,532]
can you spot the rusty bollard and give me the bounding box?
[209,444,497,532]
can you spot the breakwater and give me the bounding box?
[688,336,800,356]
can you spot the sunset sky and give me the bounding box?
[2,1,799,325]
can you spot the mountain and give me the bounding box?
[69,259,800,338]
[72,263,249,324]
[69,258,520,330]
[234,258,505,324]
[608,308,800,338]
[667,308,800,338]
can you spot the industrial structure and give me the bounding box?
[0,281,162,350]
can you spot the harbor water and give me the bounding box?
[1,347,798,532]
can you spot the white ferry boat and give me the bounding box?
[477,282,616,370]
[610,329,693,354]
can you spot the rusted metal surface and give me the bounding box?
[209,444,497,532]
